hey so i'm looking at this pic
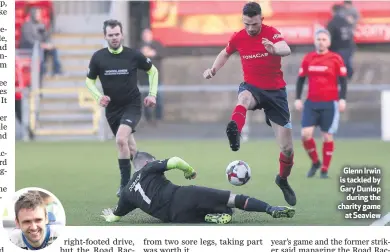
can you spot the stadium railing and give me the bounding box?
[17,44,100,140]
[18,42,102,140]
[28,87,101,136]
[22,42,40,140]
[20,83,390,141]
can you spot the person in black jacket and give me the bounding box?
[327,4,355,80]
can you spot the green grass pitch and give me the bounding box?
[16,139,390,226]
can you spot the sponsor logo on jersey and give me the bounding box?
[273,33,283,40]
[242,52,269,59]
[104,69,129,76]
[308,65,328,72]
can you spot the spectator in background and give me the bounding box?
[343,1,360,29]
[139,28,164,126]
[327,4,355,80]
[23,1,55,33]
[19,8,63,78]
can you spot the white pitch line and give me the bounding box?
[370,212,390,226]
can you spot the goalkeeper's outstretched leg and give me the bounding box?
[170,186,295,224]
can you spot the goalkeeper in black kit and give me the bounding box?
[101,152,296,224]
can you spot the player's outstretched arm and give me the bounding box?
[294,55,308,111]
[136,50,159,107]
[101,199,137,223]
[212,49,231,72]
[336,56,348,111]
[338,76,347,100]
[85,77,103,102]
[204,49,231,79]
[86,52,104,102]
[101,208,121,223]
[294,76,306,111]
[295,76,306,100]
[338,76,348,112]
[167,157,197,179]
[142,158,196,179]
[146,65,159,97]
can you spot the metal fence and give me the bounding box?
[16,83,388,141]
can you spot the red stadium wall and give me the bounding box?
[150,0,390,47]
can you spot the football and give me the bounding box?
[226,160,251,186]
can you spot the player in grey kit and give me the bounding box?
[101,152,296,224]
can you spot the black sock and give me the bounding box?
[118,159,131,187]
[235,195,270,213]
[244,198,270,213]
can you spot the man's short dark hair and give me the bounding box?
[103,19,123,35]
[243,2,262,17]
[332,4,344,13]
[133,151,156,170]
[15,191,45,220]
[344,0,352,4]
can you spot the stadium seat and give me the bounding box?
[15,1,25,9]
[15,6,25,47]
[15,57,32,89]
[16,8,24,19]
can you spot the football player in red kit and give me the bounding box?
[294,29,348,179]
[203,2,296,206]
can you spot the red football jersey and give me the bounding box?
[299,51,347,102]
[225,24,286,90]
